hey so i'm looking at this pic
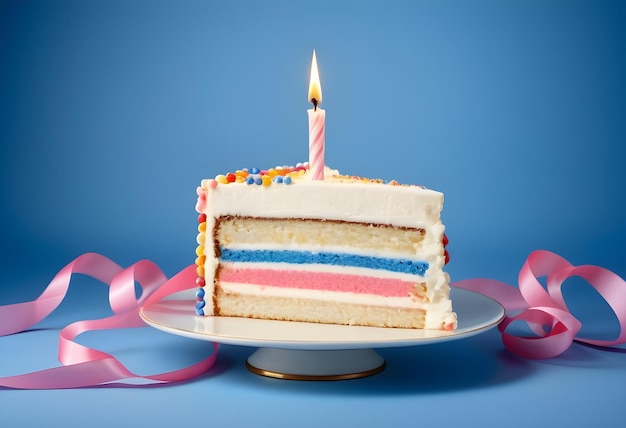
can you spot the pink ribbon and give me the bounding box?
[453,250,626,359]
[1,249,624,389]
[0,253,218,389]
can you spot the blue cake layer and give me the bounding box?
[219,248,429,276]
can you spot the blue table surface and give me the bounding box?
[1,1,625,427]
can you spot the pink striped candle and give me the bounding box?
[307,50,325,180]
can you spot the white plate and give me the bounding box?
[140,287,504,379]
[140,287,504,350]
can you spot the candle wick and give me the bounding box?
[311,98,318,111]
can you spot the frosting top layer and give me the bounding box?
[197,163,444,229]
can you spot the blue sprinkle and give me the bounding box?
[250,167,260,174]
[246,176,255,185]
[283,176,292,185]
[196,300,206,311]
[273,176,283,183]
[195,308,205,316]
[254,176,263,185]
[195,288,205,299]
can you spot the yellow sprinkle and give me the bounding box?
[198,222,206,233]
[195,256,206,267]
[261,175,272,186]
[196,266,205,277]
[196,232,206,245]
[215,174,228,184]
[195,245,205,257]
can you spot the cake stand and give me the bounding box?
[139,288,504,380]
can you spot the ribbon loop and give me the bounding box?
[455,250,626,359]
[1,249,624,388]
[0,254,217,389]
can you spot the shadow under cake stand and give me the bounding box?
[139,288,504,380]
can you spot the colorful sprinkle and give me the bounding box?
[195,301,205,315]
[198,161,420,190]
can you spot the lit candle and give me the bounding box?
[307,50,325,180]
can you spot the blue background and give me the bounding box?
[1,1,625,427]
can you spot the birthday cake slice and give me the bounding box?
[194,164,456,330]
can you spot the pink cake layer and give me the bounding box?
[218,266,422,297]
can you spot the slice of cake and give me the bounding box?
[194,163,456,330]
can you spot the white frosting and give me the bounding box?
[204,174,443,229]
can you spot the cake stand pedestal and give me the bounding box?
[245,348,385,380]
[139,288,504,381]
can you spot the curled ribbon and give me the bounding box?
[453,250,626,359]
[0,253,218,389]
[1,250,624,389]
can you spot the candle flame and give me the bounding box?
[308,50,322,107]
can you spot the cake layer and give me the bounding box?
[216,216,426,256]
[217,265,427,298]
[215,287,428,329]
[218,248,429,276]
